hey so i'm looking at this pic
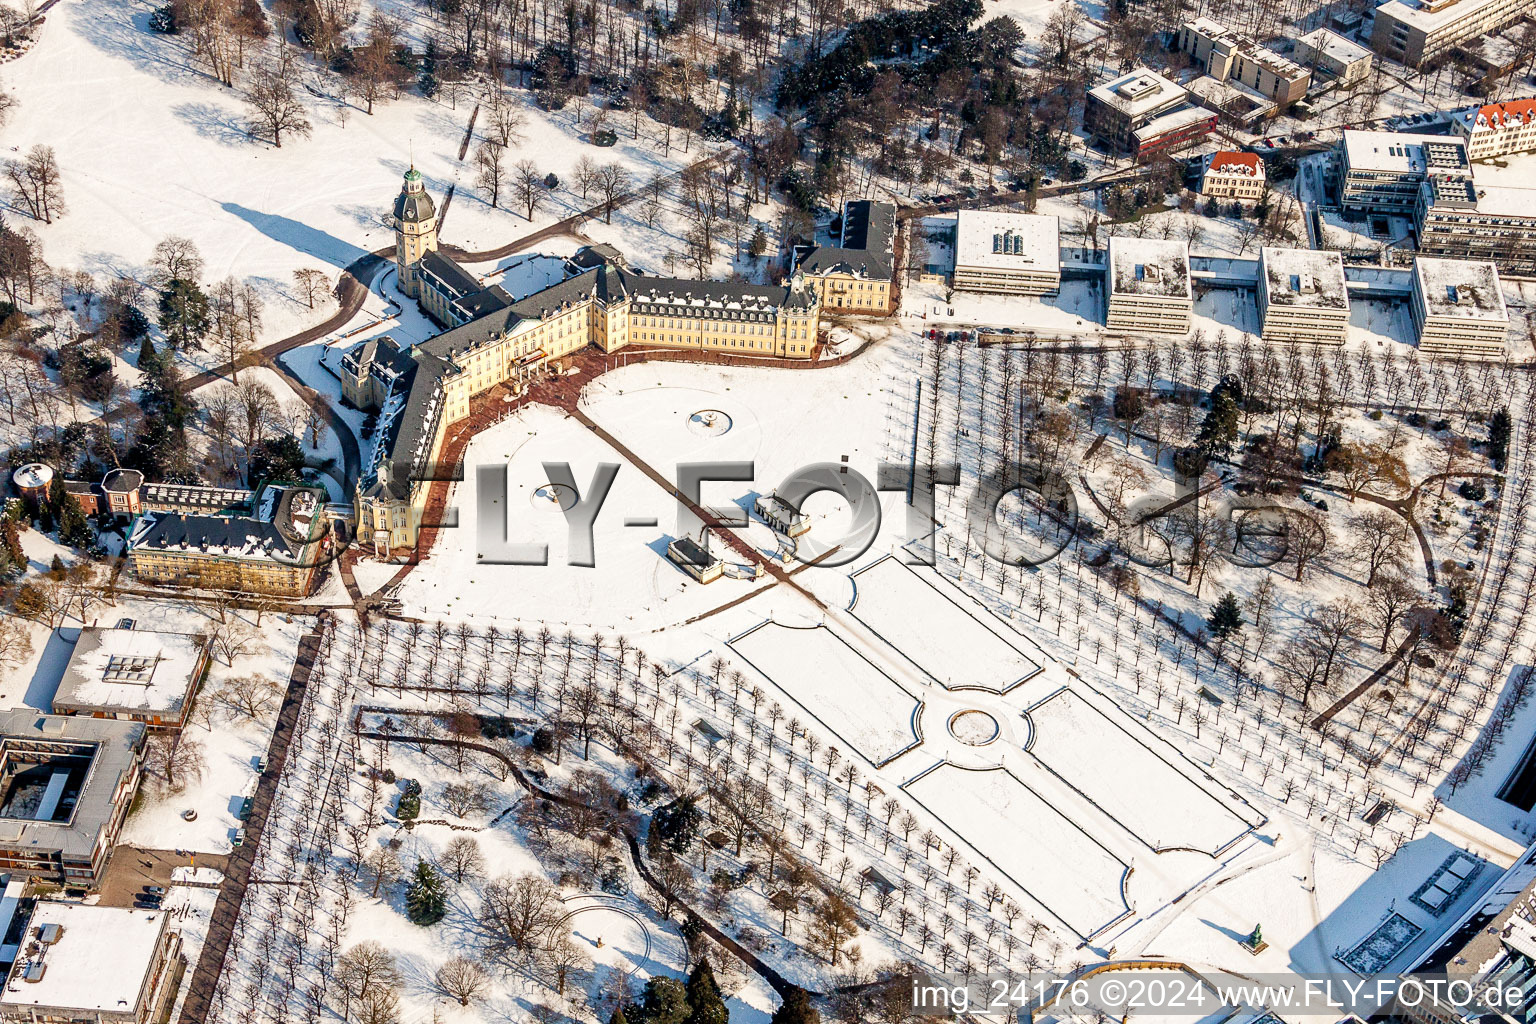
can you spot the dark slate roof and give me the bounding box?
[102,469,144,494]
[456,284,514,319]
[421,249,485,299]
[796,199,897,282]
[568,243,628,271]
[394,185,436,224]
[130,512,308,565]
[841,199,894,251]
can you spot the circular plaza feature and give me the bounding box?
[687,409,733,437]
[531,482,578,511]
[948,709,1000,746]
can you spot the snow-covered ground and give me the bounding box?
[2,0,726,358]
[729,621,923,765]
[849,555,1042,692]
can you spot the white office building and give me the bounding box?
[1105,237,1193,336]
[1257,247,1352,345]
[951,211,1061,295]
[1410,256,1509,358]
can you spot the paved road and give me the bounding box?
[177,625,326,1024]
[272,351,361,490]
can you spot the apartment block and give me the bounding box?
[1295,28,1374,86]
[1085,69,1190,154]
[0,902,183,1024]
[1177,18,1311,106]
[1339,130,1470,212]
[951,210,1061,295]
[1416,173,1536,273]
[0,712,146,891]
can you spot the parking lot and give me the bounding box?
[97,846,229,909]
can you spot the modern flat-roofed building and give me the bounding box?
[1085,69,1189,154]
[0,902,182,1024]
[1105,237,1193,336]
[1176,18,1311,106]
[1201,151,1267,199]
[1370,0,1529,67]
[1132,106,1218,159]
[1295,28,1374,86]
[951,211,1061,295]
[1454,99,1536,160]
[53,627,211,730]
[1339,130,1470,212]
[1257,247,1351,345]
[1415,173,1536,272]
[0,711,145,891]
[1410,256,1509,357]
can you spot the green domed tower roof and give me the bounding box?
[394,167,435,224]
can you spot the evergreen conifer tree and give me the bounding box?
[406,860,447,925]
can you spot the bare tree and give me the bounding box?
[594,163,630,223]
[292,267,330,308]
[142,733,206,793]
[441,834,486,883]
[335,941,402,1012]
[5,145,64,223]
[511,159,544,221]
[208,616,261,665]
[245,63,312,147]
[474,141,507,208]
[435,956,489,1006]
[150,236,204,286]
[218,673,282,718]
[480,873,559,960]
[1349,509,1409,587]
[442,780,491,818]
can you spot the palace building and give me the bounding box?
[353,169,890,557]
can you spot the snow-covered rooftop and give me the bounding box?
[1342,131,1469,174]
[1259,247,1350,310]
[953,210,1059,271]
[0,902,168,1014]
[1375,0,1507,32]
[54,627,208,717]
[1413,257,1510,321]
[1133,106,1216,144]
[10,464,51,490]
[1089,68,1186,118]
[1208,151,1265,177]
[1297,27,1371,65]
[1454,159,1536,216]
[1457,99,1536,135]
[1107,237,1192,298]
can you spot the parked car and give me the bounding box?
[143,885,166,896]
[237,797,253,821]
[232,828,246,848]
[256,757,268,774]
[133,899,161,911]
